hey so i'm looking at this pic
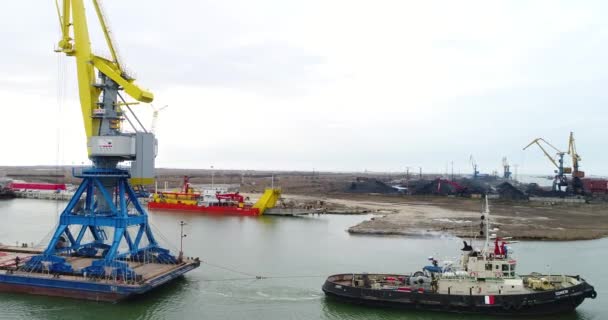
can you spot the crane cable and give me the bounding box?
[114,220,325,283]
[55,50,68,220]
[144,222,325,281]
[200,260,325,282]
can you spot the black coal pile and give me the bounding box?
[413,178,468,196]
[496,182,528,200]
[345,177,399,194]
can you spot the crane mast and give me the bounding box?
[567,132,585,194]
[568,132,583,178]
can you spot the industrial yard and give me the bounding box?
[3,164,608,241]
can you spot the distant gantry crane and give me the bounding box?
[502,157,512,180]
[469,155,479,179]
[150,104,168,134]
[523,138,570,192]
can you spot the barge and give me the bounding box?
[0,246,199,301]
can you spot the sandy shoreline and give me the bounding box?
[281,194,608,241]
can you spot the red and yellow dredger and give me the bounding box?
[148,176,281,216]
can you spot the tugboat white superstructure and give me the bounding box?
[322,197,596,315]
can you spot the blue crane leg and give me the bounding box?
[26,167,177,276]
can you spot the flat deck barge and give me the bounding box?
[0,246,199,302]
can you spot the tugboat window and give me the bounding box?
[485,264,492,271]
[496,265,500,270]
[502,264,509,272]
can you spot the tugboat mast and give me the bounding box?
[481,195,491,256]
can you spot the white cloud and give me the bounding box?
[0,0,607,176]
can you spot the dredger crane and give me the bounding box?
[25,1,177,277]
[523,138,570,192]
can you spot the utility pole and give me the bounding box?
[419,167,422,180]
[451,161,454,180]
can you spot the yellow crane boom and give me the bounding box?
[55,0,153,144]
[55,0,157,185]
[523,138,564,169]
[523,137,572,192]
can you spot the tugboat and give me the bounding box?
[0,180,16,200]
[322,197,597,315]
[0,187,16,200]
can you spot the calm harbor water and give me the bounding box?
[0,198,605,320]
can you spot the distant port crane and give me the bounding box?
[502,157,512,180]
[523,138,570,192]
[568,132,585,194]
[469,155,479,179]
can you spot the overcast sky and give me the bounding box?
[1,1,607,176]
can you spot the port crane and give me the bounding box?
[25,0,180,277]
[151,104,169,134]
[470,155,479,179]
[568,132,585,194]
[502,157,512,180]
[523,138,570,192]
[568,132,583,178]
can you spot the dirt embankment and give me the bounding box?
[5,166,608,240]
[292,194,608,241]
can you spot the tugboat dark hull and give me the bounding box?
[322,274,597,315]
